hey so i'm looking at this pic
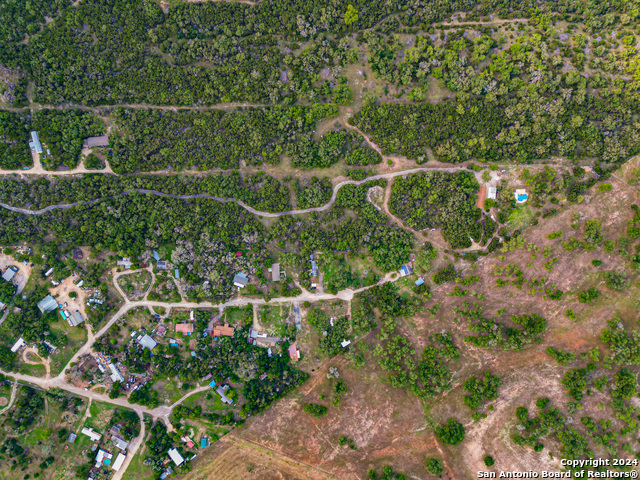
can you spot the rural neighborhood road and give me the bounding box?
[0,166,467,217]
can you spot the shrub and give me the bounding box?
[483,456,495,467]
[577,286,599,303]
[302,403,328,418]
[432,264,458,285]
[546,347,576,366]
[425,457,444,476]
[604,270,629,291]
[591,259,602,266]
[435,418,465,445]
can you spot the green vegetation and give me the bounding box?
[435,418,465,446]
[463,371,501,410]
[303,403,328,418]
[425,457,444,476]
[546,347,576,366]
[389,171,482,248]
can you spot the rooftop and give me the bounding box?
[138,334,157,350]
[175,323,194,334]
[271,262,281,282]
[2,268,16,282]
[476,185,487,209]
[213,323,235,337]
[37,295,58,314]
[233,272,249,287]
[67,311,85,327]
[84,135,110,148]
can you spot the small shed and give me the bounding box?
[399,264,413,277]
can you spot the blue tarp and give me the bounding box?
[415,278,424,286]
[209,380,217,388]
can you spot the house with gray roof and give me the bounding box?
[216,385,233,404]
[271,263,281,282]
[138,334,157,350]
[2,267,16,282]
[233,272,248,288]
[67,311,85,327]
[29,131,43,154]
[83,135,110,148]
[37,294,58,313]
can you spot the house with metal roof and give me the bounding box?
[111,452,126,472]
[68,433,77,443]
[399,264,413,277]
[10,337,25,353]
[2,268,16,282]
[116,257,132,269]
[153,250,161,261]
[37,295,58,314]
[83,135,110,148]
[174,269,179,279]
[233,272,248,288]
[271,263,281,282]
[288,342,300,362]
[138,334,157,350]
[112,436,129,451]
[81,427,102,442]
[168,448,184,466]
[109,363,125,383]
[29,131,43,154]
[215,385,233,404]
[487,186,497,200]
[67,311,85,327]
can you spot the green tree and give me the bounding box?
[344,5,358,25]
[435,418,465,445]
[425,457,444,476]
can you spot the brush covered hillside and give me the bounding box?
[1,0,640,479]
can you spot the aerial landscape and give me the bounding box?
[1,0,640,479]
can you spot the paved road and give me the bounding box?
[0,166,465,217]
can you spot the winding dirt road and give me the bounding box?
[0,166,466,217]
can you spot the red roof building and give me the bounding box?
[175,323,194,334]
[213,324,235,337]
[288,342,300,362]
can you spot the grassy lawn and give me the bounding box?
[127,446,156,480]
[17,363,46,376]
[226,306,250,325]
[117,270,152,299]
[49,318,88,375]
[509,204,535,232]
[156,378,191,405]
[85,400,118,431]
[181,389,231,413]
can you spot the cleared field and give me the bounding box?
[181,435,337,480]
